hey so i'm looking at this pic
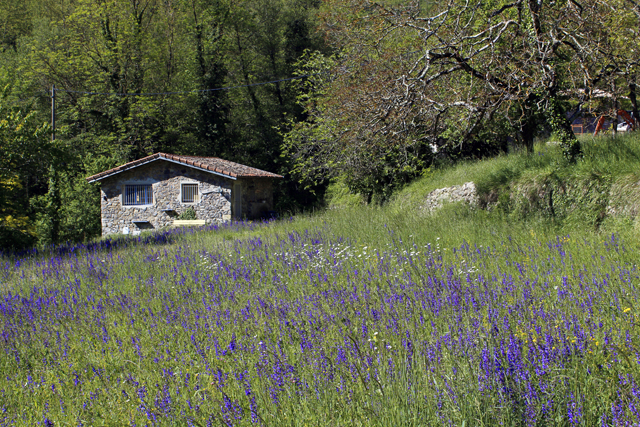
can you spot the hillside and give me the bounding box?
[327,133,640,238]
[3,0,638,250]
[1,135,640,425]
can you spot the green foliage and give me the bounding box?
[0,70,53,250]
[0,176,36,250]
[283,0,640,196]
[0,0,32,52]
[546,96,582,162]
[283,50,433,200]
[0,0,329,250]
[2,0,638,251]
[324,177,366,208]
[32,166,62,246]
[177,207,197,220]
[58,173,102,244]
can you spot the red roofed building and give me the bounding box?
[86,153,283,236]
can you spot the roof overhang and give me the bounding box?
[86,155,238,183]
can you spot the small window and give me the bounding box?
[182,184,199,203]
[124,184,153,206]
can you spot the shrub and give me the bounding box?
[177,207,197,220]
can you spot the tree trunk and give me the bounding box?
[547,96,581,162]
[630,83,639,128]
[520,116,536,153]
[613,79,618,136]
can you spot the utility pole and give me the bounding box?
[51,84,56,141]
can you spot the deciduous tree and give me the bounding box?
[285,0,640,197]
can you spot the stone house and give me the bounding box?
[86,153,283,236]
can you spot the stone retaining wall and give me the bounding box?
[421,182,478,212]
[420,177,640,223]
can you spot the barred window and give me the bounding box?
[182,184,199,203]
[124,184,153,206]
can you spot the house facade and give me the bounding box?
[86,153,283,236]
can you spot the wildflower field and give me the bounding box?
[1,209,640,426]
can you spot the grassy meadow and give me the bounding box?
[2,137,640,426]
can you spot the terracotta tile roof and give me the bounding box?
[86,153,283,182]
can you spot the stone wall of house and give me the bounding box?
[238,178,275,219]
[421,182,478,212]
[100,161,233,236]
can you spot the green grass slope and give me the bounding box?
[384,133,640,235]
[1,134,640,426]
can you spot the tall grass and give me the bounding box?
[1,135,640,426]
[392,134,640,211]
[576,133,640,177]
[1,200,639,425]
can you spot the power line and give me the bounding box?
[54,73,319,97]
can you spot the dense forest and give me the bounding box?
[1,0,638,249]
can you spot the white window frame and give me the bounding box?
[122,184,154,206]
[180,182,200,204]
